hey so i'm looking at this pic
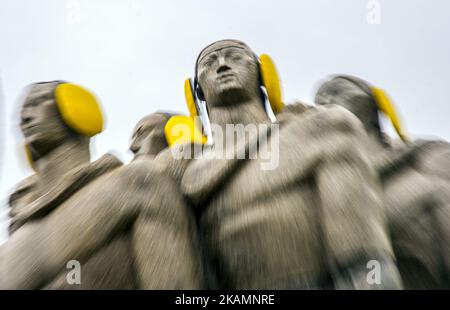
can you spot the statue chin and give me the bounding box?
[212,86,250,107]
[25,137,43,153]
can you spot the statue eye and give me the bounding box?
[201,55,217,68]
[230,54,242,61]
[25,99,40,107]
[133,126,144,138]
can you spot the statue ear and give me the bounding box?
[194,79,205,101]
[184,78,210,142]
[184,78,199,117]
[370,87,409,142]
[54,83,104,137]
[164,115,207,147]
[259,54,284,114]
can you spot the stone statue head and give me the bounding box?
[20,81,89,161]
[129,112,171,158]
[195,39,262,107]
[315,75,382,140]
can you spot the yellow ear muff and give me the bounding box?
[184,78,198,117]
[24,144,35,170]
[370,87,409,142]
[259,54,284,114]
[54,83,104,137]
[164,115,207,147]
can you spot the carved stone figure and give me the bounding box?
[181,40,402,289]
[129,112,199,184]
[130,112,172,160]
[315,75,450,288]
[7,175,38,235]
[0,82,202,289]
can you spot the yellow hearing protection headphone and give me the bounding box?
[370,87,408,142]
[54,83,104,137]
[335,75,409,142]
[24,144,35,169]
[183,44,285,143]
[164,114,207,147]
[185,53,284,116]
[24,82,104,167]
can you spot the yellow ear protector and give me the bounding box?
[259,54,284,114]
[54,83,104,137]
[183,52,284,143]
[181,78,210,144]
[370,87,409,142]
[24,82,104,167]
[335,75,408,142]
[164,114,207,147]
[184,79,199,118]
[24,144,35,170]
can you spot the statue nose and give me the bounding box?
[20,112,33,127]
[216,55,231,74]
[129,141,140,154]
[217,64,231,74]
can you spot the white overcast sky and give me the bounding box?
[1,0,450,243]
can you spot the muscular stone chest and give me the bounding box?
[195,114,349,288]
[42,231,137,289]
[201,170,326,289]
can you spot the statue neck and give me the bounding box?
[364,121,389,148]
[366,129,389,154]
[208,98,270,129]
[34,139,91,195]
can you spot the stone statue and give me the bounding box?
[315,75,450,289]
[7,175,38,235]
[0,82,202,289]
[129,112,202,184]
[130,112,172,160]
[181,40,402,289]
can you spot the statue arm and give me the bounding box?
[310,107,401,288]
[277,100,314,123]
[126,161,201,289]
[417,140,450,182]
[0,169,138,289]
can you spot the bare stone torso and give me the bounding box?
[183,105,395,289]
[378,141,450,289]
[43,231,137,289]
[2,160,202,289]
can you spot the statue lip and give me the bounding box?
[217,73,235,82]
[21,124,39,134]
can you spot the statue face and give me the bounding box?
[196,42,260,107]
[20,83,73,158]
[316,78,378,128]
[130,113,168,157]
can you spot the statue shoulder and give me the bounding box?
[316,104,366,132]
[8,176,39,234]
[413,139,450,181]
[8,175,38,204]
[277,100,314,122]
[115,159,163,183]
[112,158,181,196]
[281,103,367,140]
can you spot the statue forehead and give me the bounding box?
[25,82,59,102]
[328,76,372,95]
[197,40,255,64]
[139,114,168,127]
[31,82,59,93]
[132,113,169,134]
